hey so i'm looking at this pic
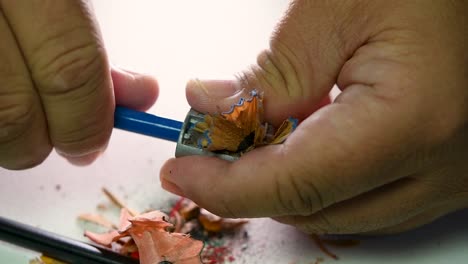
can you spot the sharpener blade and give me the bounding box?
[175,109,239,162]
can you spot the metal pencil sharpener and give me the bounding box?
[175,109,239,162]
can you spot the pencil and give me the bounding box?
[114,106,183,142]
[0,216,138,264]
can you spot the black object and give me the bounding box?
[0,216,139,264]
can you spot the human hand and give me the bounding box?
[0,1,158,169]
[160,0,468,234]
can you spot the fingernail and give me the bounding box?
[110,62,144,76]
[56,148,103,166]
[187,79,241,99]
[161,178,185,197]
[111,67,137,81]
[66,152,101,166]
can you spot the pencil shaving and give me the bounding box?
[84,208,204,264]
[192,89,297,154]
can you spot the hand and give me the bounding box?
[0,0,158,169]
[160,0,468,234]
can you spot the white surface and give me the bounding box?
[1,1,468,263]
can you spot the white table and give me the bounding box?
[1,1,467,263]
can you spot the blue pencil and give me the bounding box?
[114,106,183,142]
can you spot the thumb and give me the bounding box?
[186,1,367,125]
[112,67,159,111]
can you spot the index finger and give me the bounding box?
[1,0,114,157]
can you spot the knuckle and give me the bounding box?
[0,90,52,170]
[301,213,335,234]
[274,167,325,216]
[32,32,107,98]
[251,42,306,98]
[0,93,37,145]
[25,28,113,157]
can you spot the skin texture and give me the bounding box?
[0,0,158,169]
[160,0,468,234]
